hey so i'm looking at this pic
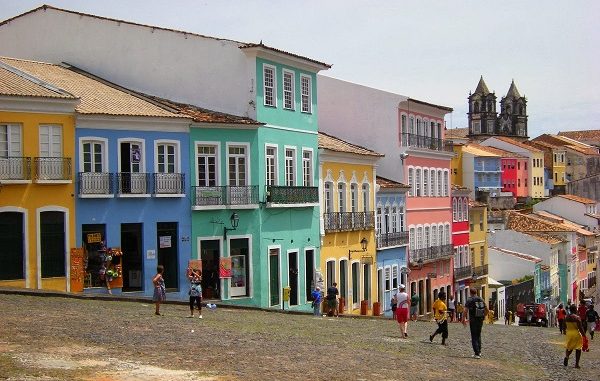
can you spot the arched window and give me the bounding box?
[362,183,369,212]
[384,206,390,233]
[398,205,405,232]
[443,170,449,196]
[474,102,479,113]
[416,226,423,249]
[408,168,414,196]
[416,168,422,196]
[445,224,451,245]
[324,181,333,213]
[431,170,437,197]
[391,206,398,232]
[452,198,458,221]
[338,182,346,212]
[438,223,444,246]
[409,227,415,251]
[424,225,430,248]
[437,169,443,196]
[431,225,437,247]
[423,169,429,197]
[377,206,383,234]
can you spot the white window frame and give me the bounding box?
[338,182,347,212]
[384,266,391,292]
[430,169,436,197]
[437,169,443,196]
[408,167,414,196]
[302,148,313,186]
[80,137,108,173]
[415,167,422,196]
[282,69,295,110]
[300,74,312,113]
[409,227,416,251]
[155,139,181,174]
[284,146,296,186]
[391,205,398,233]
[263,64,277,107]
[0,123,22,157]
[39,124,62,157]
[265,144,278,186]
[117,138,146,173]
[324,181,334,213]
[362,183,370,212]
[423,168,429,197]
[195,142,220,186]
[226,142,250,186]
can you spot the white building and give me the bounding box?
[533,194,600,233]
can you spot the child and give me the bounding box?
[152,265,166,315]
[188,268,203,319]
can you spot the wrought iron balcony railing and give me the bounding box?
[473,264,489,278]
[454,265,473,280]
[323,211,375,232]
[376,231,409,248]
[0,156,31,180]
[78,172,113,195]
[409,244,454,265]
[117,172,150,195]
[35,157,71,181]
[401,133,454,152]
[154,173,185,195]
[266,185,319,204]
[193,185,259,206]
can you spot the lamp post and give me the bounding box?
[348,237,368,260]
[224,212,240,238]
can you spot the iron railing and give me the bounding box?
[323,211,375,232]
[116,172,150,195]
[192,185,259,206]
[454,265,473,280]
[473,264,489,277]
[78,172,113,195]
[376,231,409,248]
[401,133,454,152]
[35,157,71,181]
[154,173,185,195]
[0,156,31,180]
[409,244,454,265]
[266,185,319,204]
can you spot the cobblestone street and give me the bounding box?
[0,293,598,381]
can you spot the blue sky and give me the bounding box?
[1,0,598,138]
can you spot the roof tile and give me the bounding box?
[318,132,383,157]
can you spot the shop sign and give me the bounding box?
[87,233,102,244]
[188,259,202,272]
[219,257,232,278]
[159,236,171,248]
[427,272,437,279]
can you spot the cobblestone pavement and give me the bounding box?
[0,294,598,381]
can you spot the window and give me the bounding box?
[392,265,398,289]
[445,224,450,245]
[416,118,422,136]
[416,227,423,249]
[473,121,481,134]
[452,198,458,221]
[351,184,358,212]
[362,183,369,212]
[338,183,346,212]
[409,227,415,251]
[0,124,22,158]
[263,65,276,107]
[39,124,62,157]
[401,115,407,134]
[479,213,484,231]
[283,70,295,110]
[525,162,527,170]
[301,74,312,113]
[157,143,177,174]
[409,117,415,134]
[391,206,398,232]
[443,170,449,196]
[377,207,382,234]
[423,169,429,196]
[425,226,430,248]
[431,225,437,247]
[437,170,443,196]
[415,168,421,196]
[197,145,217,186]
[82,140,105,173]
[228,145,247,186]
[384,267,391,291]
[285,148,295,186]
[430,170,436,196]
[438,224,444,247]
[518,162,520,170]
[408,168,414,196]
[324,182,333,213]
[480,246,485,265]
[265,145,277,185]
[384,206,390,233]
[302,150,312,186]
[398,205,405,231]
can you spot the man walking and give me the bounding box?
[326,282,339,317]
[463,288,488,359]
[410,290,420,321]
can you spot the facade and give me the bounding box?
[526,140,566,195]
[469,200,490,303]
[451,187,471,304]
[533,194,600,232]
[558,130,600,150]
[0,61,78,291]
[318,132,383,315]
[375,176,410,316]
[481,136,545,199]
[533,134,600,182]
[460,144,502,199]
[468,77,528,141]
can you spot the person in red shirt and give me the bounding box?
[578,300,589,333]
[556,304,567,334]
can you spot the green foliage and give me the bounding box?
[513,274,534,284]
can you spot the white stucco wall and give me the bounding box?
[533,197,599,230]
[0,8,254,117]
[317,75,408,183]
[488,248,537,281]
[462,152,475,195]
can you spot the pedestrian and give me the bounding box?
[152,265,166,316]
[429,292,448,345]
[396,284,410,337]
[563,304,586,368]
[447,294,456,322]
[577,300,588,333]
[487,309,495,324]
[311,286,322,317]
[410,290,420,321]
[326,282,339,317]
[556,304,567,334]
[586,304,599,340]
[456,302,464,321]
[463,288,488,359]
[391,293,398,320]
[187,268,202,319]
[504,310,510,325]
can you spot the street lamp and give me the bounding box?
[224,212,240,238]
[348,237,368,260]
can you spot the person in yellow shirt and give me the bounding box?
[429,291,448,345]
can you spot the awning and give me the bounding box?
[487,277,504,288]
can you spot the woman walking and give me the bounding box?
[152,265,166,316]
[563,304,586,368]
[396,285,410,338]
[187,268,203,318]
[430,292,448,345]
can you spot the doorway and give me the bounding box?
[363,263,370,303]
[40,211,66,278]
[339,259,348,310]
[269,248,280,306]
[230,238,250,297]
[288,251,298,306]
[426,278,432,313]
[82,224,106,288]
[305,249,314,301]
[200,239,220,299]
[157,222,178,290]
[351,262,360,309]
[121,223,143,291]
[0,212,24,280]
[418,279,424,315]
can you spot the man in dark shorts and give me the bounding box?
[326,282,339,317]
[463,288,488,359]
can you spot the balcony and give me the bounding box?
[376,231,409,248]
[117,172,150,196]
[409,244,454,266]
[154,173,185,196]
[401,133,453,152]
[0,156,31,182]
[266,185,319,206]
[78,172,113,197]
[35,157,71,182]
[193,185,259,207]
[454,265,473,280]
[473,264,489,278]
[323,211,375,233]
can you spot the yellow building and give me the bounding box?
[451,143,464,187]
[1,64,78,291]
[318,132,383,315]
[468,200,491,303]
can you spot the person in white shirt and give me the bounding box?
[395,284,411,338]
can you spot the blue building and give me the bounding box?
[461,144,502,199]
[375,176,410,316]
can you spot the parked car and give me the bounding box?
[516,303,547,327]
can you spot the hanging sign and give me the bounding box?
[87,233,102,244]
[219,257,232,278]
[159,236,172,248]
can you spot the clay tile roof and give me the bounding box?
[0,63,77,100]
[526,233,563,245]
[534,134,599,155]
[476,144,526,158]
[445,127,469,139]
[0,57,185,119]
[558,130,600,142]
[558,194,597,205]
[463,143,501,157]
[376,176,410,189]
[239,43,331,69]
[318,132,384,157]
[469,199,487,208]
[492,136,542,152]
[506,211,577,233]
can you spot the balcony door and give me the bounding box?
[120,141,145,194]
[0,124,24,180]
[38,125,63,180]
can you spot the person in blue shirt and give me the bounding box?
[311,287,322,317]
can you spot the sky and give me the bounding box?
[0,0,598,138]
